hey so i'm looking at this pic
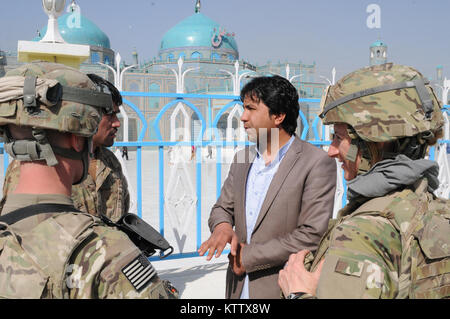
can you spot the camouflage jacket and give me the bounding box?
[0,159,20,211]
[0,147,130,222]
[305,178,450,299]
[72,147,130,222]
[0,194,177,299]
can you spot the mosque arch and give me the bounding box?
[191,112,202,141]
[91,52,100,64]
[149,82,161,109]
[191,51,202,60]
[127,80,141,91]
[168,83,176,93]
[146,115,158,140]
[211,53,220,61]
[216,112,239,140]
[126,81,141,112]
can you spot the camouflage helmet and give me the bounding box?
[0,61,112,137]
[0,62,112,181]
[319,63,444,143]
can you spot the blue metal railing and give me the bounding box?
[0,96,448,261]
[115,92,325,260]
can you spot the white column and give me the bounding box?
[98,52,137,142]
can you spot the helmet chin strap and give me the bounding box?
[4,127,92,185]
[345,132,432,177]
[344,129,372,175]
[51,138,92,185]
[344,126,369,175]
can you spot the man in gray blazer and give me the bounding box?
[198,75,337,299]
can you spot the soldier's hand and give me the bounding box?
[278,250,324,297]
[198,222,236,261]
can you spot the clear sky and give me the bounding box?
[1,0,449,81]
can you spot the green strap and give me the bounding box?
[32,128,59,166]
[5,139,58,167]
[22,76,112,111]
[0,203,81,226]
[61,85,112,110]
[23,75,38,112]
[320,79,434,119]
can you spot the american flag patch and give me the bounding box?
[122,254,157,292]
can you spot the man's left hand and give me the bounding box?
[229,243,246,276]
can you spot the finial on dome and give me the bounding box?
[195,0,201,13]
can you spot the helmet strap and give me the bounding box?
[4,128,59,166]
[4,127,91,184]
[345,143,359,162]
[357,157,371,174]
[320,78,434,119]
[51,138,92,185]
[345,127,364,163]
[31,128,59,166]
[345,136,372,175]
[397,136,429,160]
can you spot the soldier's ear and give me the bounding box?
[69,134,85,152]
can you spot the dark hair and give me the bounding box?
[87,73,123,107]
[240,75,299,135]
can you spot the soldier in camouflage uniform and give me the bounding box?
[71,74,129,222]
[0,74,129,223]
[278,63,450,299]
[0,61,177,299]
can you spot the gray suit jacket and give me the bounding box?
[208,136,337,299]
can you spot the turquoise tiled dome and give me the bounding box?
[159,12,238,55]
[34,12,110,49]
[370,40,387,48]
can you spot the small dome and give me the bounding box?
[34,12,111,49]
[159,12,238,56]
[370,40,387,48]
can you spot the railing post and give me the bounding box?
[216,146,222,200]
[158,145,165,237]
[137,146,142,218]
[196,145,202,250]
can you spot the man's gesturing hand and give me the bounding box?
[198,223,238,261]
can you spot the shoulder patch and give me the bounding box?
[122,254,157,292]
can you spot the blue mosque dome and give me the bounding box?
[158,1,238,61]
[33,10,111,49]
[370,40,387,48]
[160,13,238,53]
